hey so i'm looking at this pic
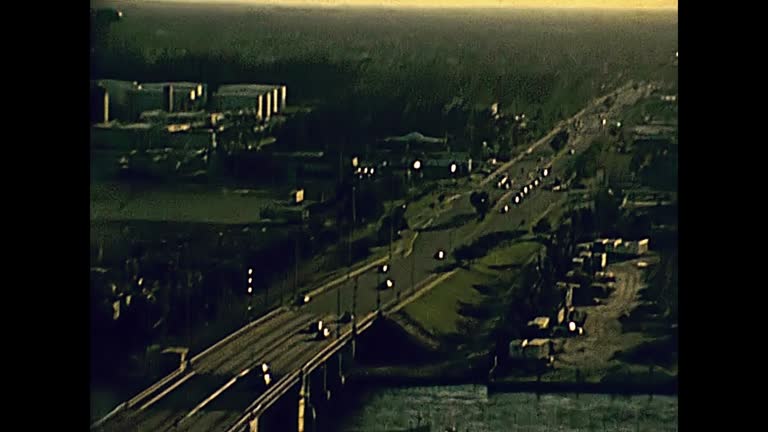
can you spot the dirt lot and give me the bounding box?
[552,255,661,382]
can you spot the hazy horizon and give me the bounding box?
[96,0,678,10]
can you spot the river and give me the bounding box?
[329,385,677,432]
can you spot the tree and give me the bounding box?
[549,130,569,153]
[594,186,623,236]
[533,218,552,235]
[470,191,491,220]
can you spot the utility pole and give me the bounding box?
[389,168,395,262]
[294,234,299,299]
[410,245,416,296]
[348,185,356,280]
[336,281,342,338]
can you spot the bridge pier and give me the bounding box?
[298,372,310,432]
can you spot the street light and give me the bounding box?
[514,195,521,204]
[435,250,446,260]
[523,186,529,194]
[413,160,422,170]
[450,163,457,174]
[379,264,389,274]
[543,168,549,177]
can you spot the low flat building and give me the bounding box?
[212,84,287,119]
[92,79,138,122]
[509,338,553,362]
[127,82,206,120]
[378,132,448,155]
[91,122,157,151]
[614,239,650,256]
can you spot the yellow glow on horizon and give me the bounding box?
[153,0,678,10]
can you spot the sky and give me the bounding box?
[145,0,678,9]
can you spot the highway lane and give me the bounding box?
[303,80,651,327]
[179,320,352,432]
[100,312,326,432]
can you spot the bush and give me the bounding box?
[533,218,552,234]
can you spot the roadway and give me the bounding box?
[98,80,651,432]
[96,312,336,432]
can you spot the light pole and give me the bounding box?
[336,281,342,338]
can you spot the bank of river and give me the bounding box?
[328,384,677,432]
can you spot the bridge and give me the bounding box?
[91,82,649,432]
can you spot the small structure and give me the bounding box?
[212,84,286,119]
[525,316,550,338]
[509,339,553,366]
[591,252,607,271]
[572,257,585,270]
[612,238,649,256]
[128,82,206,120]
[292,189,305,205]
[91,122,157,151]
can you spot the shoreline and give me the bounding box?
[347,363,678,396]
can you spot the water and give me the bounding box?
[332,385,677,432]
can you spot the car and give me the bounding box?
[496,174,510,189]
[309,320,324,333]
[294,294,311,306]
[316,327,331,340]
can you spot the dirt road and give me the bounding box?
[554,255,659,381]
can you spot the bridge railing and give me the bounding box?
[225,310,380,432]
[91,306,288,429]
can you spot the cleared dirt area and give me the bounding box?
[553,255,661,382]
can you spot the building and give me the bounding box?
[90,82,109,124]
[91,122,158,151]
[212,84,287,120]
[525,317,551,338]
[508,339,553,363]
[591,252,607,271]
[378,132,448,155]
[614,239,649,256]
[92,79,138,122]
[127,82,206,120]
[556,281,580,308]
[92,121,217,152]
[166,127,217,151]
[261,202,310,224]
[139,110,216,128]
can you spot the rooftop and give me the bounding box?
[217,84,281,95]
[139,82,202,90]
[523,338,550,347]
[528,317,550,329]
[383,132,447,144]
[93,122,153,131]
